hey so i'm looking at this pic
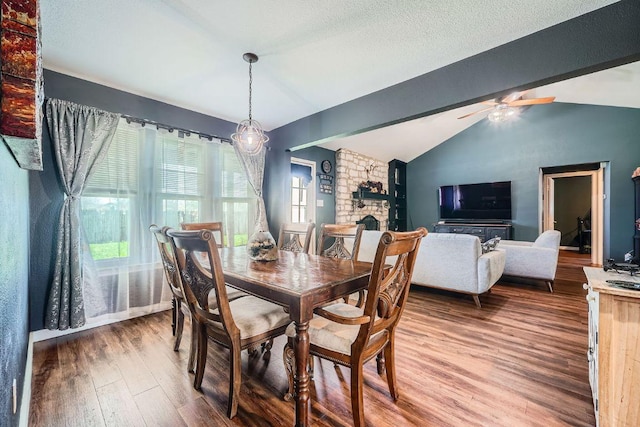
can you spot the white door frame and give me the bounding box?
[541,166,604,265]
[289,157,317,253]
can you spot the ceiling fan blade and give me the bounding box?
[457,107,494,119]
[507,96,556,106]
[480,100,499,106]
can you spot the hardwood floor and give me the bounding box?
[29,251,596,426]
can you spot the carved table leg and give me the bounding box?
[293,321,310,427]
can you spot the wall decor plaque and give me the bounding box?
[318,173,333,194]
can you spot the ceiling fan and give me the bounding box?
[458,91,556,122]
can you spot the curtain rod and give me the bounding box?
[121,114,233,144]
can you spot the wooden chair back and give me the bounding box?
[278,222,315,254]
[149,224,182,300]
[317,223,365,260]
[167,229,237,338]
[180,221,225,248]
[362,227,427,331]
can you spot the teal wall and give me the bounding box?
[406,103,640,260]
[0,140,29,427]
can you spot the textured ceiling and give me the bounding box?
[41,0,620,133]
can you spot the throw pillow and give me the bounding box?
[481,237,501,254]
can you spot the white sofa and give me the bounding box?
[496,230,561,292]
[355,231,506,308]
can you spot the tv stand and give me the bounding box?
[433,221,513,242]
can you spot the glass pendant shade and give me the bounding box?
[232,52,268,155]
[231,118,268,155]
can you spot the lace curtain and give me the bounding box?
[45,98,120,330]
[233,144,268,232]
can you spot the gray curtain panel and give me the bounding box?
[45,98,120,330]
[233,143,269,232]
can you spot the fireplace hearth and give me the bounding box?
[357,215,379,231]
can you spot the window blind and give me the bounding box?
[156,135,204,196]
[86,125,139,193]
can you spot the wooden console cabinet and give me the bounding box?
[583,267,640,426]
[433,222,512,242]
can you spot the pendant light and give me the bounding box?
[231,53,269,154]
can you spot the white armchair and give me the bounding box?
[497,230,561,292]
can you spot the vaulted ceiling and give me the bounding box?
[41,0,634,161]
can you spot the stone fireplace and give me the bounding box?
[335,148,388,231]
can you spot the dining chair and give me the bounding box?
[149,224,197,371]
[318,223,366,306]
[181,221,248,302]
[180,221,226,247]
[278,222,315,254]
[317,223,364,260]
[283,227,428,427]
[167,228,291,419]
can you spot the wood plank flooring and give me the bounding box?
[29,251,596,426]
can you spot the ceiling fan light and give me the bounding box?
[488,104,518,123]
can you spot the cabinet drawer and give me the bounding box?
[487,228,508,240]
[465,227,485,236]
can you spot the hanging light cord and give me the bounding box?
[248,60,253,121]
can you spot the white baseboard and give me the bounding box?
[19,334,33,427]
[32,301,172,342]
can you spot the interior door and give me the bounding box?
[542,167,604,265]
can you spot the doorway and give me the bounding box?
[542,165,604,266]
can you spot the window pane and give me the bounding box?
[299,207,306,222]
[222,201,250,246]
[292,206,300,223]
[81,197,130,260]
[300,189,307,205]
[292,188,300,205]
[162,199,200,228]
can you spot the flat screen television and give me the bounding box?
[439,181,512,221]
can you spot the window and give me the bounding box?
[291,175,307,223]
[82,120,256,262]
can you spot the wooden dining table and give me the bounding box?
[219,246,372,426]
